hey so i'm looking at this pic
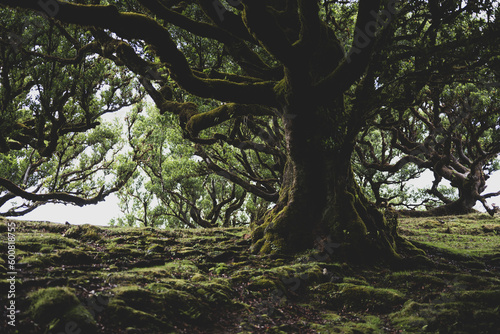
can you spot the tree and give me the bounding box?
[356,82,500,216]
[0,122,129,216]
[113,104,273,228]
[353,132,427,210]
[1,0,498,259]
[0,7,139,214]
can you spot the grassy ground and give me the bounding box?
[1,212,499,333]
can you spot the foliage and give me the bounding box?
[356,81,500,214]
[111,104,271,228]
[0,7,141,215]
[0,122,127,216]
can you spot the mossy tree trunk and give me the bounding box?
[251,95,400,260]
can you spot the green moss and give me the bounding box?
[107,244,142,256]
[163,259,200,277]
[390,295,500,333]
[146,243,164,253]
[399,214,500,259]
[343,276,369,285]
[389,300,429,331]
[248,275,284,292]
[273,78,288,97]
[312,282,406,312]
[209,263,229,276]
[64,224,103,241]
[19,253,55,267]
[105,281,235,331]
[18,249,94,267]
[457,289,500,306]
[313,312,386,333]
[191,273,206,282]
[385,271,446,293]
[39,246,55,253]
[105,299,171,331]
[7,213,499,333]
[28,287,96,333]
[390,315,428,332]
[16,233,79,252]
[56,249,94,265]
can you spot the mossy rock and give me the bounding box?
[163,259,201,277]
[191,273,206,282]
[209,263,230,276]
[146,243,164,254]
[386,271,447,292]
[312,282,406,312]
[146,277,236,308]
[343,276,369,286]
[19,254,56,267]
[270,263,324,284]
[104,285,217,330]
[28,287,97,333]
[107,245,142,256]
[457,289,500,307]
[16,234,79,252]
[390,298,500,333]
[389,300,429,332]
[104,300,172,331]
[231,268,264,284]
[247,275,284,292]
[313,313,386,333]
[56,249,95,265]
[64,224,102,241]
[40,245,55,253]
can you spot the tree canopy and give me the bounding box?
[356,81,500,215]
[1,0,499,259]
[0,7,139,214]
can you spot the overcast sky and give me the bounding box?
[21,194,122,226]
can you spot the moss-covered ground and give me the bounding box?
[1,212,499,333]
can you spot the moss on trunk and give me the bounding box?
[250,103,401,261]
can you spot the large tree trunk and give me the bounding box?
[250,100,401,261]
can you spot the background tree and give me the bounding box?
[0,7,140,214]
[356,82,500,216]
[112,103,273,228]
[353,131,427,210]
[0,122,130,216]
[1,0,499,260]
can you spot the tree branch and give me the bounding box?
[0,0,278,106]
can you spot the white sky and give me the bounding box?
[20,193,122,226]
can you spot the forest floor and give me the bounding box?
[1,212,499,333]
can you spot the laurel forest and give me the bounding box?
[1,0,499,260]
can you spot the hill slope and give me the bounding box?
[1,213,499,333]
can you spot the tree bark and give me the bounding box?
[250,100,400,261]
